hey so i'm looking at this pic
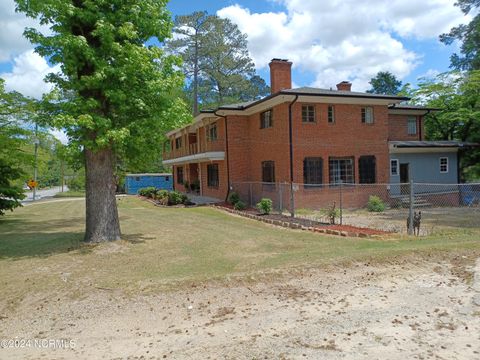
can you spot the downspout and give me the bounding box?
[288,95,299,217]
[214,111,230,202]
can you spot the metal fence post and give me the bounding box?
[408,179,414,235]
[339,181,343,225]
[290,182,295,217]
[249,183,253,207]
[278,182,283,214]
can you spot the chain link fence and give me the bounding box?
[231,181,480,235]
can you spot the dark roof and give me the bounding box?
[200,87,409,114]
[390,141,478,148]
[389,104,441,111]
[282,87,410,100]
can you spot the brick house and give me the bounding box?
[163,59,468,206]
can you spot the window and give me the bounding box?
[329,157,354,185]
[302,105,315,123]
[407,117,417,135]
[207,164,219,187]
[361,107,374,124]
[262,161,275,183]
[440,157,448,173]
[260,110,273,129]
[175,137,182,149]
[390,159,399,176]
[328,105,335,123]
[304,157,323,186]
[165,176,169,182]
[135,176,140,182]
[176,166,183,184]
[207,122,217,141]
[359,156,376,184]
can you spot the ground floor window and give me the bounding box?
[207,164,219,188]
[390,159,399,176]
[176,166,184,184]
[261,161,275,183]
[304,157,323,186]
[440,157,448,173]
[329,157,354,185]
[359,156,376,184]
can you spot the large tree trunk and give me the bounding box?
[84,147,121,242]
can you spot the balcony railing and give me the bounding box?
[163,139,226,161]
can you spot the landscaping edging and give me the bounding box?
[214,205,387,238]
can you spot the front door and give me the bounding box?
[400,163,409,194]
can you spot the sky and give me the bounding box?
[0,0,471,141]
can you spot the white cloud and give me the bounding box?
[0,0,48,62]
[218,0,469,91]
[49,129,69,145]
[1,50,59,99]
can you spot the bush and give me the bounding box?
[168,190,188,205]
[227,191,240,205]
[234,200,247,211]
[321,202,340,224]
[67,175,85,191]
[155,190,169,205]
[256,198,273,215]
[367,195,386,212]
[138,187,157,198]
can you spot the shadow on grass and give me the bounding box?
[0,216,84,259]
[122,233,155,244]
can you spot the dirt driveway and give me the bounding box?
[1,254,480,359]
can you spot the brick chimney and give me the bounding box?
[269,58,292,93]
[336,81,352,91]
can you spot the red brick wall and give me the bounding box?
[199,161,228,200]
[388,114,422,141]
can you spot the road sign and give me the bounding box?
[27,179,38,190]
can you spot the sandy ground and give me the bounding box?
[1,255,480,359]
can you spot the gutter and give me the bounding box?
[214,111,230,202]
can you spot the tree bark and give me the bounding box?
[84,147,121,242]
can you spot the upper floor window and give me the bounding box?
[304,157,323,186]
[302,105,315,123]
[361,107,374,124]
[262,161,275,183]
[329,157,354,185]
[359,156,376,184]
[328,105,335,123]
[440,157,448,173]
[407,117,417,135]
[207,122,218,141]
[175,137,182,149]
[260,110,273,129]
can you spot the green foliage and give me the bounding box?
[256,198,273,215]
[0,159,26,215]
[167,191,188,205]
[414,70,480,180]
[227,191,240,205]
[67,172,85,191]
[440,0,480,70]
[138,187,157,198]
[155,189,169,205]
[321,204,340,225]
[367,196,386,212]
[234,200,247,211]
[366,71,402,95]
[167,12,269,113]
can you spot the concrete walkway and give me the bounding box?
[21,186,68,204]
[186,194,220,205]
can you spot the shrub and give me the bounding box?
[367,195,386,212]
[168,190,189,205]
[321,202,340,224]
[234,200,247,211]
[67,174,85,191]
[138,187,157,198]
[227,191,240,205]
[191,179,200,192]
[256,198,273,215]
[155,190,169,205]
[183,181,189,191]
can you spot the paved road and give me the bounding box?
[22,186,69,203]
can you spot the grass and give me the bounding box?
[53,190,85,198]
[0,196,479,305]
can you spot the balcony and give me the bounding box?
[163,139,226,165]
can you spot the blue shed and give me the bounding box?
[125,173,173,195]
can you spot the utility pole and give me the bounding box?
[33,122,39,201]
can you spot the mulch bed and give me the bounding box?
[214,202,390,238]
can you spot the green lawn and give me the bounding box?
[1,197,479,304]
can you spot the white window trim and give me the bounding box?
[407,117,417,135]
[440,157,449,173]
[390,159,399,176]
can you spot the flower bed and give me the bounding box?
[214,202,390,238]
